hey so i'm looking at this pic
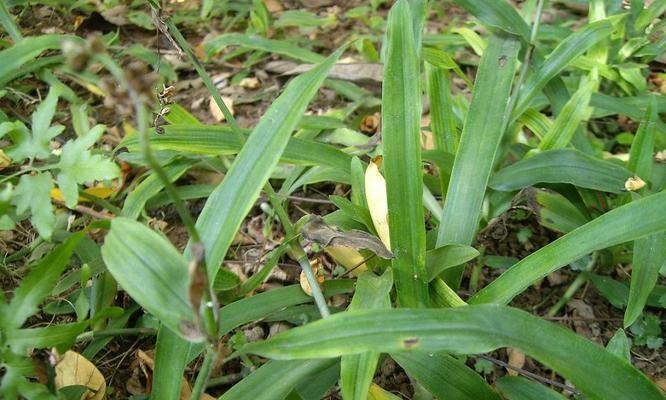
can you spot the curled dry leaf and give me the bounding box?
[300,259,325,296]
[506,348,526,376]
[54,350,106,400]
[624,175,646,192]
[209,96,235,122]
[301,215,393,259]
[365,156,391,250]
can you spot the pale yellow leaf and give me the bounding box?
[325,245,367,276]
[365,157,391,250]
[368,383,401,400]
[209,96,234,122]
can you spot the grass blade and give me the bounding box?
[436,34,520,287]
[239,306,662,400]
[220,359,337,400]
[393,352,500,400]
[340,271,392,400]
[513,20,613,118]
[470,191,666,305]
[204,33,323,63]
[190,48,342,279]
[489,149,632,193]
[452,0,530,41]
[382,0,428,306]
[496,376,567,400]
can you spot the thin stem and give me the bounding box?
[547,273,588,317]
[78,190,123,215]
[264,184,331,318]
[505,0,546,125]
[479,354,579,394]
[191,346,216,400]
[76,327,156,343]
[94,54,201,243]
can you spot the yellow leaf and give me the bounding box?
[365,156,391,250]
[51,186,116,203]
[55,350,106,400]
[368,383,401,400]
[325,246,367,276]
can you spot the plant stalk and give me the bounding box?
[191,346,216,400]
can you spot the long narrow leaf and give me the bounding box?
[239,306,662,400]
[452,0,530,41]
[470,191,666,305]
[436,34,520,287]
[496,376,567,400]
[382,0,428,306]
[190,48,342,279]
[489,149,632,193]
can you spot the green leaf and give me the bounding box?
[496,376,567,400]
[628,95,657,181]
[625,233,666,327]
[7,86,64,162]
[121,159,197,219]
[489,149,633,193]
[425,62,458,155]
[100,218,198,342]
[12,172,55,240]
[341,271,392,400]
[538,76,596,151]
[151,326,194,400]
[393,352,500,400]
[189,48,343,279]
[436,34,520,287]
[470,191,666,305]
[204,33,323,63]
[0,34,80,86]
[5,322,86,353]
[514,20,613,118]
[4,233,83,329]
[426,244,480,281]
[606,329,631,362]
[56,125,120,207]
[239,306,662,400]
[120,125,352,171]
[530,188,589,233]
[383,0,429,306]
[220,359,337,400]
[452,0,530,41]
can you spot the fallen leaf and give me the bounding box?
[264,61,383,84]
[624,175,646,192]
[55,350,106,400]
[300,259,325,296]
[506,348,526,376]
[301,215,393,259]
[240,77,260,89]
[209,96,234,122]
[365,157,391,250]
[263,0,283,13]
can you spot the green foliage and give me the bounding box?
[1,0,665,398]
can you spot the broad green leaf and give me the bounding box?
[436,34,520,288]
[426,244,480,281]
[393,352,500,400]
[56,125,120,207]
[240,306,662,400]
[0,1,22,42]
[382,0,428,306]
[514,20,613,118]
[190,48,343,279]
[341,271,392,400]
[100,218,198,341]
[539,76,596,150]
[529,188,589,233]
[470,191,666,305]
[4,233,83,329]
[220,359,337,400]
[121,159,197,219]
[489,149,633,193]
[587,273,665,310]
[496,376,567,400]
[12,172,55,240]
[607,329,631,362]
[7,86,64,162]
[452,0,530,41]
[121,125,352,171]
